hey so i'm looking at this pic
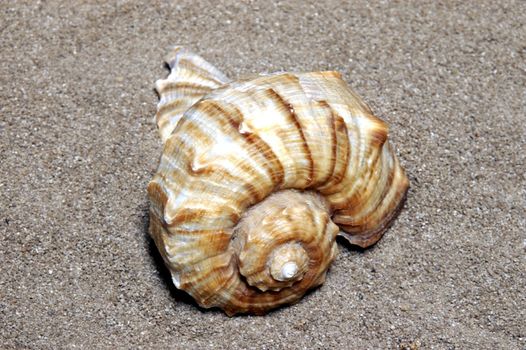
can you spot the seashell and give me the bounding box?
[148,47,409,315]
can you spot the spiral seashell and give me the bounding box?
[148,47,409,315]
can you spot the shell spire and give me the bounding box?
[148,47,409,315]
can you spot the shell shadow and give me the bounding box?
[335,235,368,252]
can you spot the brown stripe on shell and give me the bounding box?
[349,145,397,224]
[194,257,240,308]
[331,144,383,215]
[264,88,315,188]
[150,213,233,270]
[184,173,260,213]
[265,73,335,188]
[310,100,338,187]
[155,99,187,123]
[362,166,396,222]
[149,209,232,277]
[322,109,387,209]
[316,112,351,195]
[319,107,363,208]
[195,163,263,208]
[334,117,389,214]
[155,47,231,142]
[371,152,406,222]
[243,133,285,186]
[221,103,286,187]
[161,118,204,168]
[184,163,260,214]
[156,81,215,97]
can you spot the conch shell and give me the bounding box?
[148,47,409,315]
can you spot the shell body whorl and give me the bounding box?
[148,47,409,315]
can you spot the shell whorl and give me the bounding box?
[148,48,409,315]
[234,190,339,293]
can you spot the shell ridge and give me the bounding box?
[155,47,232,142]
[216,84,309,188]
[266,88,315,187]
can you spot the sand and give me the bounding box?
[1,1,525,349]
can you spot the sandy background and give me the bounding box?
[1,1,525,349]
